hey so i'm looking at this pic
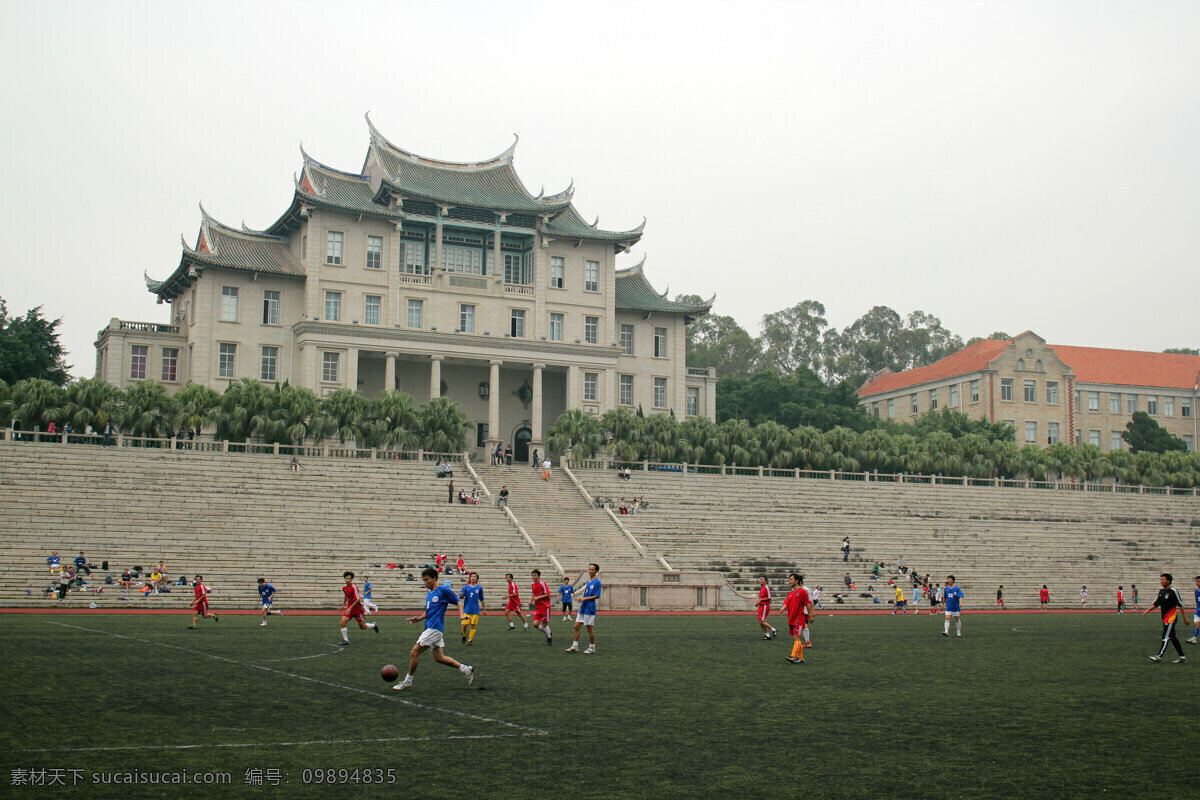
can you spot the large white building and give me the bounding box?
[95,117,717,459]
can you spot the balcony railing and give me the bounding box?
[116,321,180,334]
[503,283,534,296]
[399,273,431,285]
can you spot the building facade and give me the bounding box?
[858,331,1199,452]
[95,118,717,459]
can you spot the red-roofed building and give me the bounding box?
[858,331,1198,452]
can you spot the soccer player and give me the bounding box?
[393,568,475,691]
[893,583,906,615]
[942,575,964,637]
[1130,584,1140,610]
[756,576,776,639]
[530,569,553,645]
[1039,585,1050,612]
[1188,576,1199,644]
[188,575,218,628]
[565,563,601,654]
[1117,586,1125,614]
[1080,586,1088,606]
[995,585,1006,610]
[362,575,379,615]
[338,571,379,645]
[257,577,282,626]
[782,573,812,663]
[458,572,485,646]
[811,585,823,611]
[558,577,575,621]
[504,573,528,631]
[1143,573,1189,663]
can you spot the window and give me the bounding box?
[503,252,528,285]
[262,290,280,325]
[130,345,148,380]
[510,309,526,338]
[366,235,382,270]
[1075,390,1080,409]
[970,380,979,403]
[326,231,343,265]
[218,343,236,379]
[550,256,564,289]
[687,387,700,417]
[324,291,342,322]
[459,304,475,334]
[620,324,634,355]
[364,295,381,326]
[584,316,599,345]
[929,389,938,410]
[260,346,278,382]
[1146,396,1158,415]
[949,385,958,407]
[442,245,482,275]
[585,260,599,292]
[1017,358,1025,371]
[619,374,634,406]
[1024,421,1037,444]
[1047,382,1060,404]
[1075,429,1081,446]
[549,313,563,342]
[1003,419,1015,428]
[1023,380,1036,403]
[583,372,598,402]
[1183,434,1194,452]
[300,235,307,260]
[1164,397,1174,416]
[1111,431,1123,451]
[403,241,427,274]
[321,352,339,383]
[161,348,178,382]
[220,286,239,321]
[1183,398,1192,418]
[407,299,423,329]
[1127,394,1138,414]
[1001,379,1013,401]
[1087,390,1098,411]
[911,394,919,414]
[887,398,895,419]
[653,377,667,408]
[1089,430,1100,447]
[1109,393,1120,413]
[1047,422,1059,444]
[872,402,880,418]
[653,327,668,358]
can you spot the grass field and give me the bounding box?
[1,611,1196,799]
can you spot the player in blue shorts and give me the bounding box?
[558,577,575,621]
[257,578,282,626]
[1188,575,1199,645]
[942,575,964,637]
[394,568,474,691]
[565,563,601,654]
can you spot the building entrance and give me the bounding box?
[513,427,532,462]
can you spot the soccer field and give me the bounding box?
[1,611,1195,799]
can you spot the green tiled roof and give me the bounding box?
[299,148,392,216]
[540,205,646,245]
[614,259,714,317]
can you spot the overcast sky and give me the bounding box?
[2,0,1197,378]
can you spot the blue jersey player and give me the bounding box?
[394,568,474,691]
[942,575,964,637]
[1188,576,1199,645]
[458,572,486,645]
[558,578,576,621]
[362,575,379,615]
[257,578,282,626]
[565,563,601,654]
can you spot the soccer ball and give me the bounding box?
[381,664,399,682]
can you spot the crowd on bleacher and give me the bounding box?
[44,552,187,601]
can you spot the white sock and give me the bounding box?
[458,664,470,674]
[943,620,949,634]
[523,623,528,628]
[367,622,376,629]
[404,674,413,683]
[802,628,809,643]
[545,627,552,638]
[341,627,349,642]
[508,623,514,628]
[956,621,962,635]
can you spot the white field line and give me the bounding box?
[48,621,548,735]
[15,733,542,754]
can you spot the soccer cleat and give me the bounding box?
[762,634,771,640]
[786,656,800,663]
[1186,637,1197,644]
[942,632,949,636]
[188,625,196,629]
[467,642,473,646]
[957,633,962,637]
[373,622,381,634]
[583,646,595,654]
[277,610,283,615]
[804,642,812,648]
[260,622,267,626]
[1173,656,1187,664]
[565,645,578,652]
[213,615,219,622]
[547,635,553,645]
[338,641,349,646]
[465,666,475,685]
[392,680,412,692]
[462,635,466,644]
[1149,655,1161,662]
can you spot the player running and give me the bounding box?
[504,573,528,631]
[338,571,380,645]
[893,584,906,615]
[558,577,575,621]
[1080,586,1088,606]
[530,569,554,645]
[393,568,475,691]
[458,572,485,646]
[565,563,601,654]
[782,573,812,663]
[1143,573,1189,663]
[257,577,282,626]
[942,576,964,636]
[995,585,1006,610]
[362,575,379,615]
[756,576,777,639]
[188,575,218,628]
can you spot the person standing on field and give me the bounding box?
[1143,573,1189,663]
[782,573,812,664]
[942,576,964,637]
[1039,585,1050,612]
[756,576,776,639]
[565,563,602,654]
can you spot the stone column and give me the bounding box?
[566,364,581,410]
[604,367,617,412]
[430,355,443,399]
[434,207,446,275]
[531,363,545,457]
[493,219,503,280]
[346,347,359,393]
[488,360,502,446]
[384,352,398,393]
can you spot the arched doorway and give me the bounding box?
[513,426,532,462]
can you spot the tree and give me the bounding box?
[678,296,762,380]
[117,380,177,440]
[827,305,904,386]
[418,397,472,452]
[62,378,121,432]
[966,331,1012,347]
[366,390,421,451]
[173,382,221,434]
[11,378,65,430]
[1163,347,1198,355]
[1122,411,1186,454]
[320,389,369,446]
[896,311,964,370]
[0,298,70,385]
[546,408,603,459]
[758,300,828,376]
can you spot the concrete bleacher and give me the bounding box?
[574,466,1200,609]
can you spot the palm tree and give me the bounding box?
[173,382,220,437]
[214,378,274,443]
[754,421,795,469]
[62,378,120,434]
[418,396,472,453]
[116,380,177,441]
[719,418,761,467]
[320,389,369,447]
[641,412,686,463]
[0,379,14,430]
[546,408,603,459]
[599,407,643,463]
[679,416,725,465]
[367,390,422,452]
[12,378,65,432]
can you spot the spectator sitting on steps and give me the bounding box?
[290,455,300,472]
[497,486,509,507]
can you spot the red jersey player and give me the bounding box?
[530,569,554,645]
[504,573,528,631]
[188,575,218,629]
[338,571,379,645]
[756,576,777,640]
[781,573,813,664]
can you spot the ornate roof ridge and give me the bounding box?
[613,256,714,316]
[543,205,646,242]
[299,143,371,182]
[197,204,289,244]
[366,112,517,170]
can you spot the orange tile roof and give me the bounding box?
[858,339,1011,397]
[1050,345,1200,390]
